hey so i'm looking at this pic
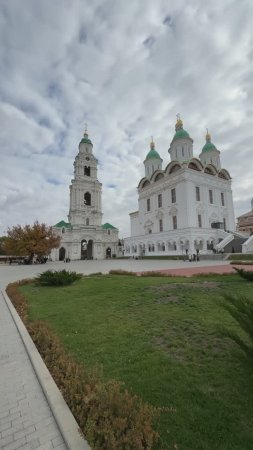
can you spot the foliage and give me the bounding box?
[36,269,82,286]
[19,274,253,450]
[233,267,253,281]
[0,236,7,255]
[140,271,172,277]
[228,254,253,261]
[6,279,33,322]
[4,221,60,263]
[222,294,253,356]
[109,269,137,276]
[7,281,160,450]
[141,256,185,260]
[230,261,253,265]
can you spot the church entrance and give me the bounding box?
[106,247,111,258]
[59,247,66,261]
[81,239,93,259]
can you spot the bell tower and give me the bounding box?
[68,127,102,227]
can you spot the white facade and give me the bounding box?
[124,118,235,257]
[51,131,120,261]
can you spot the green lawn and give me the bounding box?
[20,274,253,450]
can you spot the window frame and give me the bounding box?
[158,193,162,208]
[172,215,177,230]
[196,186,200,201]
[171,188,176,204]
[198,214,202,228]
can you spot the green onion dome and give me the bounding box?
[145,138,161,159]
[201,131,217,153]
[80,130,92,145]
[171,116,191,142]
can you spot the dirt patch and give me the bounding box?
[154,295,180,304]
[153,325,230,363]
[149,281,220,293]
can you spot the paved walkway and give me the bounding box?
[0,291,67,450]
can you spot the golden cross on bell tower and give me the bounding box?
[176,113,180,121]
[84,123,88,134]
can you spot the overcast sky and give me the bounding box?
[0,0,253,237]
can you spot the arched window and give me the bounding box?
[86,218,89,225]
[84,192,91,206]
[84,166,90,176]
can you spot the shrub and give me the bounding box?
[140,271,172,277]
[109,270,137,276]
[228,254,253,261]
[222,294,253,357]
[6,279,32,321]
[36,269,82,286]
[7,281,160,449]
[230,261,253,265]
[233,267,253,282]
[85,272,103,277]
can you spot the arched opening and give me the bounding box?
[188,162,201,171]
[142,180,150,188]
[170,164,181,174]
[81,239,87,259]
[84,192,91,206]
[59,247,66,261]
[84,166,90,176]
[81,239,93,259]
[86,218,89,225]
[106,247,111,258]
[154,173,164,182]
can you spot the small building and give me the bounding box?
[51,129,120,261]
[124,116,236,256]
[237,199,253,235]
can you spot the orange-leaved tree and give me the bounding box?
[4,221,60,263]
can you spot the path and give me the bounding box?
[0,291,67,450]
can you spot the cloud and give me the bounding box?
[0,0,253,237]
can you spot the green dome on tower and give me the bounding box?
[79,126,93,145]
[145,138,161,160]
[201,130,217,153]
[171,115,192,143]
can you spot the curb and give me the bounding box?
[2,290,91,450]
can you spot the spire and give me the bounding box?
[83,123,88,137]
[150,136,155,150]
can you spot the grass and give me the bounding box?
[19,274,253,450]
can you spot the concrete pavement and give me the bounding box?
[0,290,68,450]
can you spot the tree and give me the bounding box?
[0,236,7,255]
[222,294,253,357]
[4,221,61,263]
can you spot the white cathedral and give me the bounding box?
[124,116,236,257]
[51,129,120,261]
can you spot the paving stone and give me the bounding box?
[0,293,67,450]
[3,436,26,450]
